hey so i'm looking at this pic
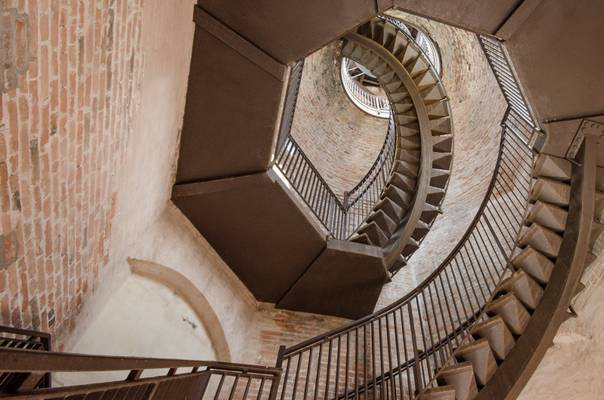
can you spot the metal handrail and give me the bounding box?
[340,58,391,119]
[275,117,397,240]
[0,347,282,400]
[273,34,538,400]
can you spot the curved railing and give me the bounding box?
[340,58,391,118]
[273,34,538,400]
[275,118,397,240]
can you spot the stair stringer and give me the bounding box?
[474,142,597,400]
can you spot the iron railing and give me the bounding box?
[273,33,538,399]
[274,111,535,400]
[478,35,535,129]
[0,348,281,400]
[0,325,52,391]
[275,118,397,239]
[340,58,391,119]
[277,60,306,153]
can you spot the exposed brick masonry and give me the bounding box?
[0,0,143,341]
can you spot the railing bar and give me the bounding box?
[228,375,240,400]
[257,378,267,400]
[474,224,504,286]
[497,168,530,205]
[324,338,333,400]
[378,319,386,400]
[363,325,369,400]
[452,257,479,313]
[501,141,533,176]
[485,198,517,241]
[436,274,459,346]
[344,332,350,400]
[444,266,469,323]
[279,357,291,400]
[501,139,533,174]
[442,268,464,329]
[391,312,405,400]
[334,336,342,400]
[213,375,226,400]
[414,296,433,383]
[491,183,524,224]
[354,328,360,400]
[467,231,497,289]
[459,247,487,306]
[302,348,312,400]
[498,162,531,195]
[427,285,448,367]
[385,314,396,400]
[407,302,423,394]
[312,343,323,400]
[371,321,377,400]
[291,354,302,400]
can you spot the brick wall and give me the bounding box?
[0,0,143,340]
[291,41,389,199]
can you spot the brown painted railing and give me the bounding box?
[275,117,397,240]
[478,35,536,130]
[272,32,539,399]
[0,348,281,400]
[276,60,306,154]
[0,325,52,391]
[274,114,535,399]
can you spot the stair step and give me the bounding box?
[436,362,478,400]
[533,154,572,182]
[498,270,544,310]
[430,116,452,136]
[394,160,419,177]
[411,225,430,242]
[511,246,554,284]
[529,178,570,206]
[430,168,451,189]
[399,149,421,163]
[367,209,397,236]
[402,238,420,256]
[454,338,497,386]
[358,221,388,247]
[470,316,515,361]
[374,197,405,220]
[433,152,453,170]
[390,172,417,192]
[518,223,563,258]
[421,386,457,400]
[427,186,446,205]
[485,293,531,335]
[433,134,453,153]
[399,135,421,150]
[350,233,371,245]
[526,200,568,232]
[383,185,411,208]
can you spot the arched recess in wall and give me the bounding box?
[127,258,231,361]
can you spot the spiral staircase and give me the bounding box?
[1,1,603,399]
[342,17,453,271]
